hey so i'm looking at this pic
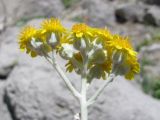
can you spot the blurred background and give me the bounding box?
[0,0,160,120]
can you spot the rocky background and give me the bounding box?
[0,0,160,120]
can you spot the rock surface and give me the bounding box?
[82,0,116,27]
[4,55,79,120]
[4,54,160,120]
[144,0,160,5]
[140,44,160,78]
[143,6,160,26]
[0,27,20,79]
[0,0,6,32]
[1,0,64,25]
[115,3,148,23]
[89,77,160,120]
[0,81,12,120]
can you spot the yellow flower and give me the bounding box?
[19,26,37,44]
[106,35,140,80]
[41,18,66,49]
[72,23,93,38]
[107,35,137,57]
[125,60,140,80]
[18,26,51,57]
[18,19,140,80]
[18,26,38,57]
[94,28,114,59]
[117,56,140,80]
[93,28,112,39]
[41,18,65,33]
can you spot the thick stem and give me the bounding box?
[44,54,81,100]
[80,77,88,120]
[53,61,81,99]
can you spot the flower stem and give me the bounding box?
[87,74,115,106]
[44,54,81,100]
[52,60,81,99]
[44,52,115,120]
[80,54,88,120]
[80,77,88,120]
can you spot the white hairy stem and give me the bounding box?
[87,74,115,106]
[44,53,81,100]
[44,50,115,120]
[80,77,88,120]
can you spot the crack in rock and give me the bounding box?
[3,89,20,120]
[0,64,16,80]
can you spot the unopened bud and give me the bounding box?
[30,38,44,54]
[47,33,59,48]
[74,38,87,50]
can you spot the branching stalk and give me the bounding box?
[44,53,81,100]
[52,60,81,99]
[87,74,115,106]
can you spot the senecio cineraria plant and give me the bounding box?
[18,18,140,120]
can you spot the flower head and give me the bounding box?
[72,23,93,38]
[41,18,65,33]
[18,26,51,57]
[19,26,37,43]
[41,18,66,48]
[106,35,139,80]
[107,35,137,57]
[18,26,38,57]
[93,28,112,39]
[124,59,140,80]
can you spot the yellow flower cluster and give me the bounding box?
[18,18,66,57]
[18,18,140,80]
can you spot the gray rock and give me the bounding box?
[144,0,160,5]
[139,44,160,98]
[4,55,160,120]
[4,55,79,120]
[82,0,116,27]
[115,3,148,23]
[89,77,160,120]
[143,6,160,26]
[0,81,12,120]
[140,44,160,78]
[0,0,6,32]
[2,0,64,25]
[0,27,20,80]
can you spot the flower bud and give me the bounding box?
[73,38,87,51]
[30,38,51,56]
[30,38,44,54]
[47,33,59,48]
